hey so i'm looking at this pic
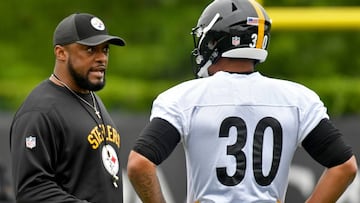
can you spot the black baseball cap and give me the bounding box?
[53,13,125,46]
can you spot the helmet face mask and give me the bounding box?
[191,0,272,78]
[191,13,223,77]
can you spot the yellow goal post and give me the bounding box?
[266,7,360,30]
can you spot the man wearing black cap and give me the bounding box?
[10,13,125,202]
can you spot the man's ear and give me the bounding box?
[54,45,67,61]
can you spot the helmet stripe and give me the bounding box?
[248,0,266,49]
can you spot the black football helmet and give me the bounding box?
[191,0,272,78]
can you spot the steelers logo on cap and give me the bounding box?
[90,17,105,31]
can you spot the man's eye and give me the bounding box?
[87,47,95,53]
[103,47,110,53]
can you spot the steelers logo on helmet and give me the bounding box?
[191,0,272,78]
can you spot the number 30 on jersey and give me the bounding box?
[216,116,283,187]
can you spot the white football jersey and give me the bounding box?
[150,71,328,203]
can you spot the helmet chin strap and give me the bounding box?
[197,60,212,78]
[197,49,220,78]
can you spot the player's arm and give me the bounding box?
[127,117,181,203]
[302,118,358,203]
[305,156,357,203]
[128,151,166,203]
[10,112,90,203]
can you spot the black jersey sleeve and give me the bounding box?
[132,117,181,165]
[301,118,353,168]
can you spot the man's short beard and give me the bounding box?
[68,60,105,91]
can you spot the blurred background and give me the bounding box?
[0,0,359,202]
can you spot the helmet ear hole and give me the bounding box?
[207,39,217,50]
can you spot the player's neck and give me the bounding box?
[209,58,255,75]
